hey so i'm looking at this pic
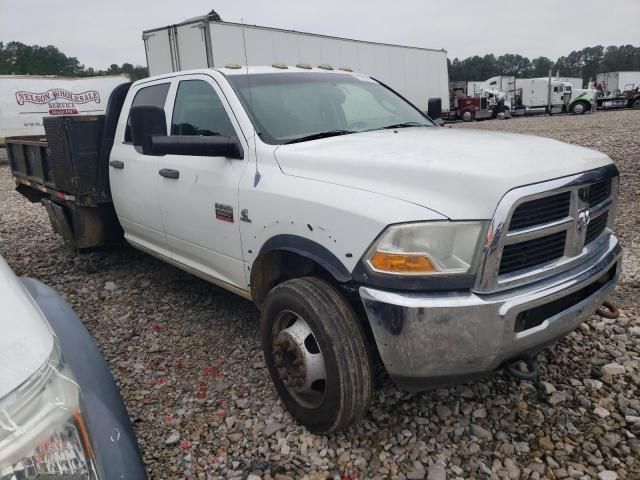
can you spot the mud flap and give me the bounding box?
[42,198,123,250]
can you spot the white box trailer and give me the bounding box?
[0,74,129,143]
[596,71,640,92]
[142,18,450,112]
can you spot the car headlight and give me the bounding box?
[0,342,99,479]
[366,221,486,276]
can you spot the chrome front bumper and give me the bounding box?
[359,236,622,390]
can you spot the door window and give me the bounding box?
[171,80,236,137]
[124,83,170,142]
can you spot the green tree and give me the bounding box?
[555,46,604,83]
[602,45,640,72]
[0,41,149,80]
[530,56,554,77]
[0,41,84,75]
[97,62,148,81]
[495,54,531,76]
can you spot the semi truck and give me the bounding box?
[6,66,622,433]
[142,16,450,113]
[448,82,509,121]
[476,76,595,115]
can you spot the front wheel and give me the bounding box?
[261,277,373,434]
[571,101,588,114]
[461,110,474,122]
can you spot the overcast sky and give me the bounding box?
[1,0,639,69]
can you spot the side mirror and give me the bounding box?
[130,105,167,155]
[151,135,244,159]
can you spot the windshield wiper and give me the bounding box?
[284,129,356,144]
[380,121,429,130]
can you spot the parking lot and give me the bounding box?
[1,110,638,479]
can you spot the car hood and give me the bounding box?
[0,257,54,399]
[274,128,613,219]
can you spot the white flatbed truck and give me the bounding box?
[7,66,622,433]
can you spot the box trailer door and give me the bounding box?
[175,23,210,70]
[144,28,175,75]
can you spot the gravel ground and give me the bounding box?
[1,110,639,480]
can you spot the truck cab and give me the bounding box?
[8,66,622,434]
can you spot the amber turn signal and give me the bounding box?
[369,252,436,273]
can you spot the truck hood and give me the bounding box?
[274,128,613,219]
[0,257,54,399]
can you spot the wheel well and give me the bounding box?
[250,250,343,308]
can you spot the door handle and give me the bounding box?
[159,168,179,179]
[109,160,124,169]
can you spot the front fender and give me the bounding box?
[258,234,352,282]
[238,164,445,288]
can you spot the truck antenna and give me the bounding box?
[240,18,261,186]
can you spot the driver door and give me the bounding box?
[157,74,249,291]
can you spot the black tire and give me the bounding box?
[570,101,588,114]
[461,110,474,122]
[631,98,640,110]
[261,277,373,434]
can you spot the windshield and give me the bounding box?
[227,72,432,144]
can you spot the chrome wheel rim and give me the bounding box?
[574,103,585,114]
[272,310,327,409]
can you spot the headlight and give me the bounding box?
[0,343,99,479]
[366,221,485,275]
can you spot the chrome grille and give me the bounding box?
[499,231,567,275]
[586,180,611,207]
[509,192,571,231]
[585,212,608,245]
[475,165,618,293]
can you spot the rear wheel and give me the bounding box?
[631,98,640,109]
[261,277,373,434]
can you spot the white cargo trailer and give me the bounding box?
[142,18,450,112]
[596,71,640,92]
[0,74,129,143]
